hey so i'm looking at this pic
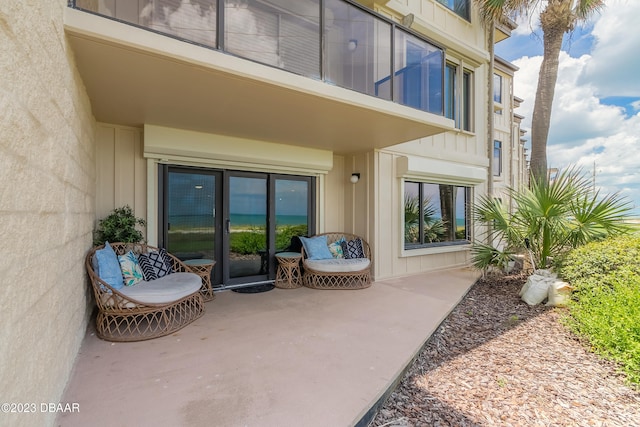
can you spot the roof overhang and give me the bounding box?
[64,8,454,155]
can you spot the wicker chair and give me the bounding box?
[86,242,205,342]
[301,232,372,290]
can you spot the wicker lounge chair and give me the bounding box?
[86,242,205,342]
[301,232,372,290]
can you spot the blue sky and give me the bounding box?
[495,0,640,216]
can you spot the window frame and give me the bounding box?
[493,140,502,177]
[445,61,473,132]
[403,180,471,250]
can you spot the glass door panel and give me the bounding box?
[275,178,309,252]
[166,170,216,261]
[228,175,268,280]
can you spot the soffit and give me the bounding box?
[64,8,453,155]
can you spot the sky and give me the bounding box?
[494,0,640,216]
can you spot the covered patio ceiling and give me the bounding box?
[64,8,453,155]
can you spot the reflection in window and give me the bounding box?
[325,0,392,100]
[393,29,443,114]
[493,73,502,103]
[493,140,502,176]
[445,62,473,131]
[436,0,470,20]
[224,0,320,78]
[404,181,470,247]
[76,0,219,48]
[275,179,309,251]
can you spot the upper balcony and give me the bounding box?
[65,0,454,154]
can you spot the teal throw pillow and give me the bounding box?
[118,250,144,286]
[300,235,334,260]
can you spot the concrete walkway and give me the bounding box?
[57,268,478,427]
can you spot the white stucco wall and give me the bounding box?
[0,1,96,426]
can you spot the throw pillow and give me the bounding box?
[138,250,173,281]
[94,241,124,290]
[328,237,345,259]
[118,250,144,286]
[300,235,334,260]
[341,238,365,259]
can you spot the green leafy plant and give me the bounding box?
[472,167,632,270]
[471,243,515,272]
[559,236,640,387]
[93,205,146,245]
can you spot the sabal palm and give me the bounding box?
[474,168,631,268]
[474,0,605,182]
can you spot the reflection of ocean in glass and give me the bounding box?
[169,214,306,228]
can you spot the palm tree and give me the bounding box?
[474,0,605,183]
[473,168,631,270]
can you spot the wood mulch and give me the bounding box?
[369,273,640,427]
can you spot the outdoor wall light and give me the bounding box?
[350,173,360,184]
[348,39,358,52]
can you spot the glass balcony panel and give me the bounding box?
[324,0,392,100]
[75,0,218,48]
[224,0,320,79]
[393,29,444,115]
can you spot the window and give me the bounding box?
[493,73,502,104]
[493,140,502,176]
[404,182,470,248]
[445,62,473,131]
[436,0,470,20]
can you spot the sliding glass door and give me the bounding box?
[160,166,314,289]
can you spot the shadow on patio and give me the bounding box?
[56,268,479,427]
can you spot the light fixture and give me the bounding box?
[347,39,358,52]
[350,173,360,184]
[194,185,203,189]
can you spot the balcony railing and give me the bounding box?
[71,0,444,116]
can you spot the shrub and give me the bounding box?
[559,235,640,387]
[94,206,146,245]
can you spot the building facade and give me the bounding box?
[1,1,525,425]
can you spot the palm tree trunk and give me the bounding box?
[529,19,565,183]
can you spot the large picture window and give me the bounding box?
[404,181,470,248]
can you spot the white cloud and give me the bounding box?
[511,0,640,215]
[580,0,640,97]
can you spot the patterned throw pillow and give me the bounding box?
[328,237,345,259]
[138,249,173,281]
[118,250,144,286]
[341,238,365,259]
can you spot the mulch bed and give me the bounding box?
[369,273,640,427]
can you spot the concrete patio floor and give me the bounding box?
[56,268,478,427]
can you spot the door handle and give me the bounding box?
[226,219,230,234]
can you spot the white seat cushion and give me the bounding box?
[117,272,202,304]
[305,258,370,273]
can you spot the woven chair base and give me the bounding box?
[303,269,371,290]
[95,293,204,342]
